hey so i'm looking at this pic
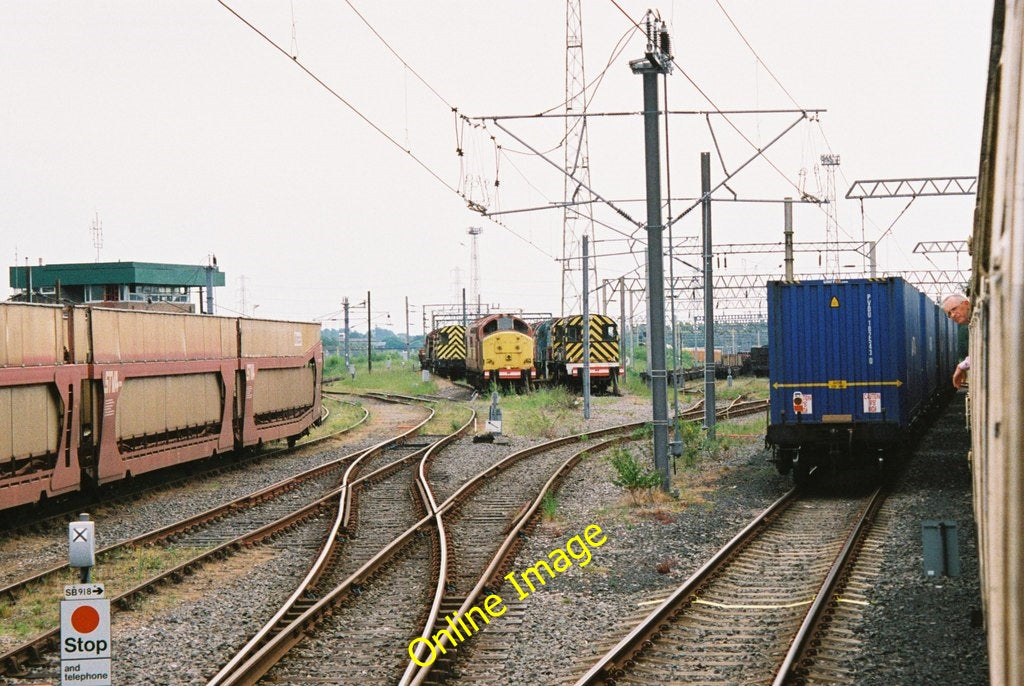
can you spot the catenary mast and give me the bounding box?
[561,0,598,316]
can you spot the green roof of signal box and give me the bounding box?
[9,261,226,288]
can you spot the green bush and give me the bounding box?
[674,420,718,469]
[609,446,662,499]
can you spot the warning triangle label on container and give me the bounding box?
[829,296,840,308]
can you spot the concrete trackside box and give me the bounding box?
[766,277,928,447]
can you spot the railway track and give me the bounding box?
[0,397,434,681]
[2,391,769,683]
[0,393,366,544]
[205,401,476,685]
[574,479,887,685]
[404,397,769,685]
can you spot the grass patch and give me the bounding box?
[0,545,205,642]
[486,386,580,438]
[714,376,768,400]
[712,414,767,449]
[303,396,367,441]
[421,400,473,435]
[540,492,559,522]
[621,371,651,397]
[326,361,438,396]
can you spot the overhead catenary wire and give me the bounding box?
[215,0,555,260]
[608,0,863,244]
[714,0,862,243]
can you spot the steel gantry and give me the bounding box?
[846,176,978,199]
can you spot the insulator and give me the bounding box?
[659,30,672,58]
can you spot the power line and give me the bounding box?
[217,1,455,192]
[714,0,802,109]
[216,0,555,260]
[343,0,455,111]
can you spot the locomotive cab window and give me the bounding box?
[485,317,529,334]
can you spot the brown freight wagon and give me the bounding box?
[0,303,322,511]
[0,303,87,508]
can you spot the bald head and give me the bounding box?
[942,294,971,324]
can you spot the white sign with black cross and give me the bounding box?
[68,520,95,569]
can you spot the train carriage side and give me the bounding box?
[86,307,240,486]
[0,303,87,509]
[237,318,323,449]
[766,277,951,482]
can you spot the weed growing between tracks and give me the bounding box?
[602,414,767,519]
[0,545,204,645]
[420,401,473,435]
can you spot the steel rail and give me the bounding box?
[1,470,346,677]
[209,409,477,686]
[207,395,769,685]
[403,397,767,684]
[574,488,799,685]
[0,400,372,602]
[0,399,423,679]
[403,433,635,686]
[0,392,367,537]
[205,403,437,685]
[772,485,886,685]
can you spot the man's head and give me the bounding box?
[942,294,971,325]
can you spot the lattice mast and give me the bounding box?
[561,0,598,316]
[90,212,103,262]
[468,226,482,309]
[821,154,841,278]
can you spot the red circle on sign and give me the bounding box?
[71,605,100,633]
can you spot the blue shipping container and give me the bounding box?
[765,277,954,479]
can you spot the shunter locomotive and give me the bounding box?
[464,313,535,392]
[421,324,466,379]
[533,314,621,393]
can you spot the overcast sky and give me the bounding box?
[1,2,991,333]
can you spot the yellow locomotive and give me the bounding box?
[465,313,535,391]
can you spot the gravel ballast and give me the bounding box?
[448,390,987,685]
[2,389,988,685]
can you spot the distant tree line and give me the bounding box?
[321,327,425,355]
